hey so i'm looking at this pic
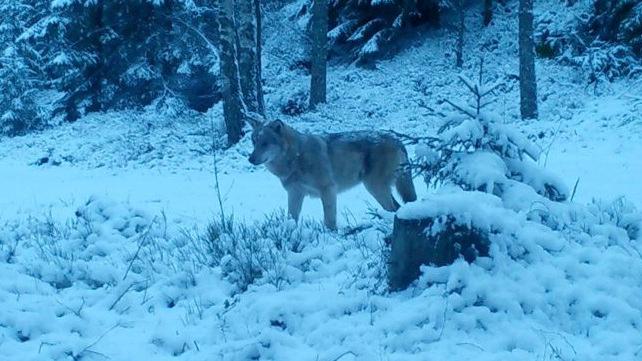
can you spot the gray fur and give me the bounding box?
[249,120,417,230]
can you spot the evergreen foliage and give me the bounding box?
[297,0,443,64]
[535,0,642,84]
[413,69,568,203]
[0,0,220,135]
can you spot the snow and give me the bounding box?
[1,1,642,360]
[328,20,358,42]
[2,120,640,361]
[51,52,70,66]
[453,151,508,193]
[359,30,383,56]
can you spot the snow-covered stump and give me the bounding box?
[388,193,495,291]
[388,215,489,291]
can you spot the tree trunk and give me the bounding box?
[455,0,465,68]
[215,0,246,145]
[309,0,328,109]
[519,0,538,119]
[87,1,104,112]
[483,0,493,26]
[236,0,263,115]
[254,0,265,115]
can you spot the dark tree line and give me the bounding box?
[308,0,442,64]
[590,0,642,56]
[214,0,266,145]
[0,0,220,134]
[216,0,328,144]
[2,0,640,139]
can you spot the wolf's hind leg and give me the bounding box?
[364,180,399,212]
[395,150,417,203]
[288,189,305,221]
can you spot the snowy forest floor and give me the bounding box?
[1,1,642,360]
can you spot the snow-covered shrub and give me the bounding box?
[588,197,642,240]
[535,1,642,84]
[589,0,642,56]
[0,2,44,136]
[341,210,394,294]
[534,5,590,60]
[413,72,568,204]
[203,211,326,291]
[569,42,638,85]
[392,70,642,294]
[0,51,37,136]
[279,89,309,116]
[0,0,220,124]
[294,0,443,63]
[390,70,576,288]
[0,197,169,289]
[0,196,288,292]
[0,43,62,136]
[146,95,194,119]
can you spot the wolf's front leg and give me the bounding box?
[320,187,337,231]
[287,189,304,221]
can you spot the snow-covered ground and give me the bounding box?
[1,1,642,360]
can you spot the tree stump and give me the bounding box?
[388,214,490,291]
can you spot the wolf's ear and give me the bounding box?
[271,119,285,133]
[245,113,264,130]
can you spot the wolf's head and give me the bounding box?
[247,118,288,166]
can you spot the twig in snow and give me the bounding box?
[328,351,356,361]
[210,119,228,231]
[56,297,85,318]
[140,278,151,306]
[109,282,136,311]
[535,328,578,359]
[39,341,57,354]
[75,323,122,360]
[542,115,565,168]
[341,223,373,237]
[437,299,448,341]
[122,217,157,281]
[456,342,485,351]
[73,349,109,360]
[570,178,580,202]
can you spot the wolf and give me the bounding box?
[247,118,417,230]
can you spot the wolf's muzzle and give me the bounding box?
[248,154,259,165]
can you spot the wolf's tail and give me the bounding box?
[396,151,417,203]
